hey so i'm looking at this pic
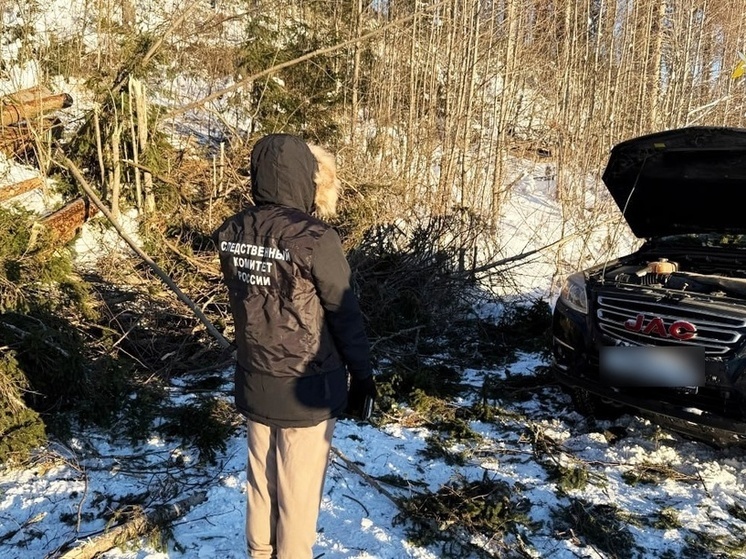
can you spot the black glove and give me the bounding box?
[346,375,377,420]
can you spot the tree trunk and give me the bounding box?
[55,492,207,559]
[0,92,73,126]
[0,178,43,203]
[39,197,99,246]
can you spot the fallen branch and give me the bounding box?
[330,446,400,504]
[53,148,232,351]
[330,446,513,558]
[469,234,575,278]
[0,320,71,357]
[50,491,207,559]
[120,158,180,187]
[369,325,424,350]
[162,237,221,279]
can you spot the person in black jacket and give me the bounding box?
[213,134,376,559]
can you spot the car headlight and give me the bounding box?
[559,272,588,314]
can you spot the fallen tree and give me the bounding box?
[49,491,208,559]
[54,148,232,351]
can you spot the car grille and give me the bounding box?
[595,291,746,356]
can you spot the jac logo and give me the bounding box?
[624,314,697,340]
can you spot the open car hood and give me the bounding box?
[602,126,746,238]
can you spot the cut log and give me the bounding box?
[0,117,63,155]
[0,86,72,156]
[0,177,43,204]
[1,85,53,105]
[39,197,99,245]
[0,92,73,127]
[2,85,54,103]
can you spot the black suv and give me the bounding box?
[552,126,746,444]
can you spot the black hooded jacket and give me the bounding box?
[213,134,372,427]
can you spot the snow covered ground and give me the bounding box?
[3,151,746,558]
[3,1,746,558]
[3,349,746,559]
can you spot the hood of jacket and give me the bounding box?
[250,134,317,213]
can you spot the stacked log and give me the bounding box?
[0,117,63,155]
[0,177,43,204]
[39,197,99,245]
[0,85,72,156]
[0,86,95,245]
[0,85,73,126]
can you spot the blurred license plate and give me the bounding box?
[600,346,704,387]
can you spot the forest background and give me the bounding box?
[3,0,746,484]
[2,0,746,555]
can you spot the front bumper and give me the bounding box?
[552,297,746,442]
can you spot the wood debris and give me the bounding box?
[0,177,43,204]
[0,85,95,245]
[39,197,99,245]
[0,85,72,157]
[0,85,73,127]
